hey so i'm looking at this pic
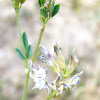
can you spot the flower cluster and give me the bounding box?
[28,43,83,98]
[28,61,49,91]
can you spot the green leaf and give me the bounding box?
[38,0,41,7]
[20,0,26,4]
[40,8,48,18]
[41,0,46,3]
[26,45,32,59]
[15,48,25,60]
[38,0,46,7]
[49,0,55,17]
[52,4,60,17]
[22,32,28,50]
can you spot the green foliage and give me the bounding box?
[40,8,48,18]
[49,0,55,17]
[26,45,32,59]
[22,32,32,59]
[52,4,60,17]
[22,32,28,50]
[11,0,26,9]
[38,0,41,7]
[39,0,60,23]
[15,48,25,60]
[20,0,26,4]
[15,32,32,60]
[38,0,46,7]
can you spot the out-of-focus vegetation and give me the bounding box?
[0,0,100,100]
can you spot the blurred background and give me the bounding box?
[0,0,100,100]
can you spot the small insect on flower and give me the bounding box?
[28,61,49,91]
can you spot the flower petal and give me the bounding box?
[28,61,34,71]
[39,44,60,73]
[39,45,52,60]
[70,71,83,86]
[39,55,46,63]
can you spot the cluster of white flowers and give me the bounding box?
[28,61,49,91]
[28,43,83,98]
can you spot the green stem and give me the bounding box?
[15,8,27,58]
[32,24,46,63]
[21,71,29,100]
[46,92,52,100]
[32,0,52,63]
[21,59,29,100]
[21,62,30,100]
[46,90,57,100]
[15,8,29,100]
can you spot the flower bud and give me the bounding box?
[54,43,66,70]
[39,44,52,60]
[19,0,26,4]
[39,44,60,73]
[11,0,20,9]
[69,71,83,86]
[11,0,26,9]
[63,49,79,78]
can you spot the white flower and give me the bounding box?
[28,61,49,91]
